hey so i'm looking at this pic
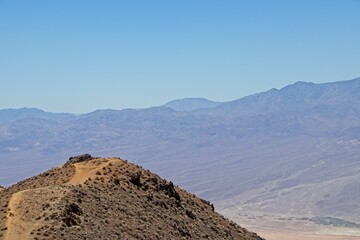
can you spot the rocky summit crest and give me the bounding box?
[64,154,96,166]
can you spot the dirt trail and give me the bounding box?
[68,158,118,185]
[4,190,31,240]
[4,186,65,240]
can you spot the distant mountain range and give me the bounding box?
[0,77,359,225]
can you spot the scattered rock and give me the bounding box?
[129,172,142,187]
[62,203,83,227]
[157,181,181,202]
[200,198,215,211]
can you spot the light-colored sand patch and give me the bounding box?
[4,186,67,240]
[253,228,360,240]
[68,158,118,185]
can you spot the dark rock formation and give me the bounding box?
[65,154,94,165]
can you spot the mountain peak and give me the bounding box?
[0,155,263,240]
[0,107,73,124]
[163,97,222,111]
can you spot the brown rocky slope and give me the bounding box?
[0,154,263,240]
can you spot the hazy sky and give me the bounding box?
[1,0,359,113]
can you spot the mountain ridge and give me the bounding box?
[0,107,74,124]
[1,77,359,119]
[210,77,360,117]
[0,77,359,229]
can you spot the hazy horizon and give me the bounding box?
[1,76,359,114]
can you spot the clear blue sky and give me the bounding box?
[0,0,359,113]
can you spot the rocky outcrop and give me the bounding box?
[62,203,83,227]
[65,154,95,165]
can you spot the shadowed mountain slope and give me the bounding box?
[0,155,263,240]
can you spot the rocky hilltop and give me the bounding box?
[0,154,263,240]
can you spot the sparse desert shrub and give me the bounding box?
[199,198,215,211]
[114,178,120,186]
[186,209,196,220]
[146,192,153,201]
[141,184,149,191]
[154,200,168,209]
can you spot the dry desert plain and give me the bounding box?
[220,209,360,240]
